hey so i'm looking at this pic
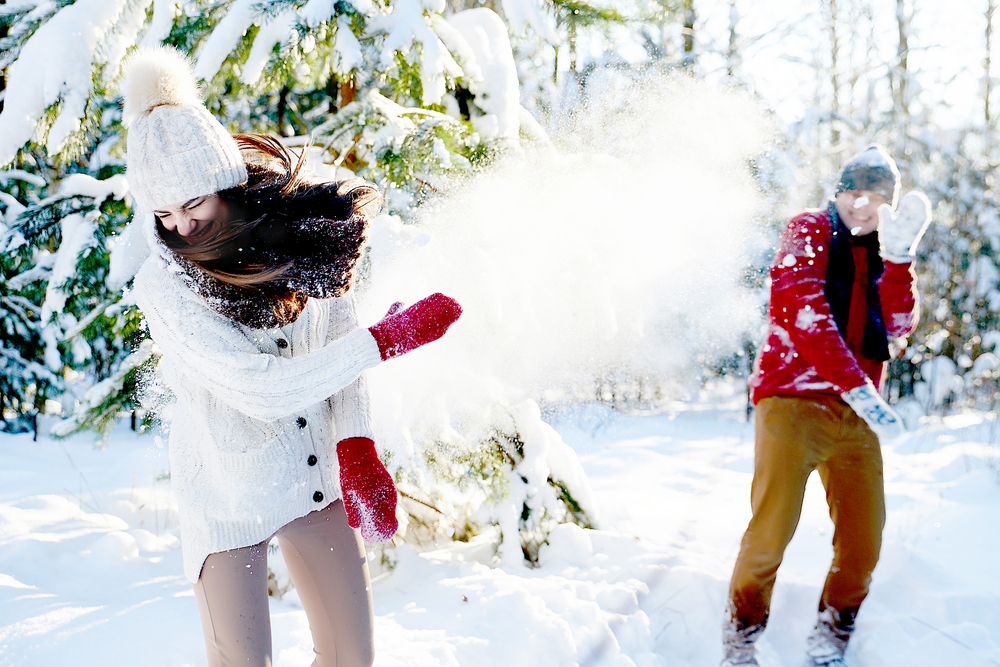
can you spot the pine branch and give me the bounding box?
[548,0,628,27]
[61,296,117,341]
[252,0,301,20]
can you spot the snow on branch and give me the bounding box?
[192,0,258,82]
[0,0,134,165]
[0,1,46,18]
[240,4,298,86]
[368,0,462,106]
[500,0,558,44]
[141,0,178,47]
[447,9,520,140]
[0,169,47,187]
[49,338,159,439]
[334,14,364,74]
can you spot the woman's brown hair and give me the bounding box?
[157,134,381,291]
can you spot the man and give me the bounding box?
[722,145,932,667]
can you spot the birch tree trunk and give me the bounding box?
[986,0,996,154]
[828,0,841,148]
[727,0,740,77]
[682,0,696,66]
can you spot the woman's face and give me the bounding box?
[834,190,887,237]
[154,194,229,238]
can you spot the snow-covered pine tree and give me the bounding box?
[0,170,58,433]
[900,134,1000,414]
[0,160,142,439]
[0,1,152,437]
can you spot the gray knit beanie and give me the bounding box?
[835,144,900,208]
[120,45,246,212]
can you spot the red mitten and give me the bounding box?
[336,437,398,543]
[368,293,462,360]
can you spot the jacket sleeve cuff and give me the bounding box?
[331,373,375,441]
[353,328,383,368]
[881,259,917,279]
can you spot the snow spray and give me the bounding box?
[358,73,776,463]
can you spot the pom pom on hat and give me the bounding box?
[121,46,202,127]
[120,45,247,212]
[836,144,900,208]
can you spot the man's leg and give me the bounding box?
[276,500,375,667]
[728,397,834,630]
[724,397,840,664]
[193,540,273,667]
[809,399,885,662]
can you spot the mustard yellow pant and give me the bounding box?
[728,395,885,631]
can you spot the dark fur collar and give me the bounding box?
[179,213,368,330]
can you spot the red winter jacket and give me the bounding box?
[749,207,919,405]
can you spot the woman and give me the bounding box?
[121,45,461,667]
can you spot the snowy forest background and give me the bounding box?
[1,0,1000,562]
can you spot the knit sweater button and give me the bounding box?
[307,454,318,466]
[313,491,324,503]
[296,416,307,428]
[276,338,288,349]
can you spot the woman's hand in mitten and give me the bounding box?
[878,191,932,263]
[841,381,905,441]
[368,293,462,360]
[336,437,398,543]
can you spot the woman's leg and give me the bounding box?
[276,500,375,667]
[193,539,272,667]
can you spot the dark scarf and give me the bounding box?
[177,213,368,330]
[824,201,890,363]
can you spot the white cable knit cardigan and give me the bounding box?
[133,251,382,582]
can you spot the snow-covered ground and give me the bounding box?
[1,387,998,667]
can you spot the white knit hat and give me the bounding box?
[120,45,247,212]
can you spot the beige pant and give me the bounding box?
[728,395,885,631]
[193,500,374,667]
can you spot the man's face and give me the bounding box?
[834,190,888,237]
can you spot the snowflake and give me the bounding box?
[795,308,826,332]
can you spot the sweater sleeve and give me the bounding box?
[878,260,920,338]
[134,260,382,422]
[326,292,375,441]
[768,213,871,393]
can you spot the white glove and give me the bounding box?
[878,191,932,263]
[841,381,905,441]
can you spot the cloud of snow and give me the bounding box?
[356,74,776,456]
